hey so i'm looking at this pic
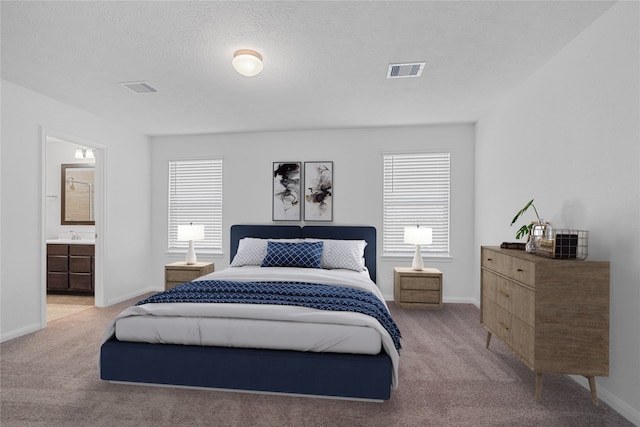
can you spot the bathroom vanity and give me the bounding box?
[47,241,95,294]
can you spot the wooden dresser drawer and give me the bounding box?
[482,248,535,287]
[482,270,534,326]
[484,297,534,366]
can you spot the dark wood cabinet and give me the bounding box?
[47,244,95,294]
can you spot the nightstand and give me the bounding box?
[394,267,443,308]
[165,261,215,290]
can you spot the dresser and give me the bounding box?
[47,243,95,294]
[394,267,443,308]
[165,261,215,290]
[480,246,609,405]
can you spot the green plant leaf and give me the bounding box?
[516,224,533,240]
[510,199,534,226]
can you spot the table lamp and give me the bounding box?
[404,225,433,270]
[177,223,205,264]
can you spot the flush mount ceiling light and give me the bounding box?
[232,49,263,77]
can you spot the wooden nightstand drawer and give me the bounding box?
[165,262,214,290]
[166,269,203,283]
[394,267,443,309]
[399,276,440,291]
[400,290,440,304]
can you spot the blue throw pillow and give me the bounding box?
[261,241,324,269]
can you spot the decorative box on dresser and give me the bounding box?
[394,267,443,308]
[165,261,214,290]
[480,246,609,405]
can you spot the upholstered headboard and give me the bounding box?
[230,225,377,283]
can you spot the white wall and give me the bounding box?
[150,124,475,301]
[475,2,639,423]
[1,80,153,341]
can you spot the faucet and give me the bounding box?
[69,231,80,240]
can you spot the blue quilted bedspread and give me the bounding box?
[136,280,402,351]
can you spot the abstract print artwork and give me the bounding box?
[272,162,301,221]
[304,161,333,221]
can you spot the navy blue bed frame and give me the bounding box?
[100,225,392,400]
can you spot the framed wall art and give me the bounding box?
[304,161,333,221]
[272,162,301,221]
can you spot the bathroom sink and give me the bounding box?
[46,239,95,245]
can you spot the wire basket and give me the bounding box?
[535,229,589,260]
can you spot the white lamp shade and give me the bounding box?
[404,226,433,245]
[177,224,205,241]
[232,49,263,77]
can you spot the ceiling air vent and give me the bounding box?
[387,62,426,79]
[119,81,158,94]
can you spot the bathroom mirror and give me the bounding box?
[61,163,95,225]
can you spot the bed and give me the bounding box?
[100,225,399,401]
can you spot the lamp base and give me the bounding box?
[185,240,197,265]
[412,244,424,270]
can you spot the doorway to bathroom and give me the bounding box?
[42,129,105,325]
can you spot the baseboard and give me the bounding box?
[1,322,42,343]
[104,287,157,307]
[570,375,640,425]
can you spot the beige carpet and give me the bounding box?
[1,295,632,427]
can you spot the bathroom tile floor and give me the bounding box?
[46,294,94,322]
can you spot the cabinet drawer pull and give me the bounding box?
[487,258,493,262]
[499,290,510,298]
[498,321,509,331]
[517,268,524,272]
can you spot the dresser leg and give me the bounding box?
[586,376,599,406]
[485,332,492,348]
[535,373,543,400]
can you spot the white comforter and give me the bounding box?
[101,266,399,387]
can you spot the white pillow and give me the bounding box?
[230,238,301,267]
[304,239,367,271]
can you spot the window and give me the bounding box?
[383,153,450,257]
[168,159,223,254]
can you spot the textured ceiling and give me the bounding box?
[1,1,615,136]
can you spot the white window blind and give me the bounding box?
[168,159,223,253]
[383,153,450,256]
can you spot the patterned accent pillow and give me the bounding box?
[261,241,324,269]
[304,239,367,271]
[230,238,300,267]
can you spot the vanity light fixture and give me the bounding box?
[75,147,95,159]
[232,49,263,77]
